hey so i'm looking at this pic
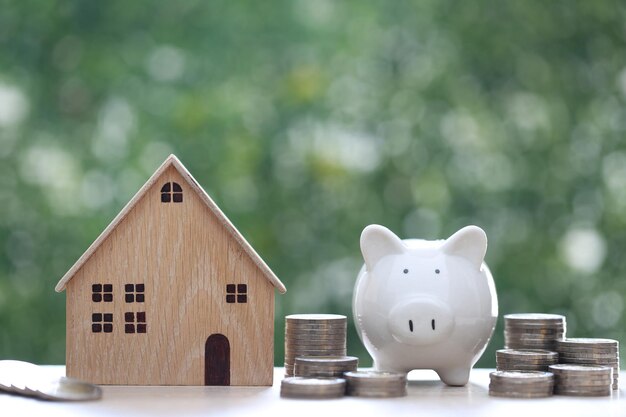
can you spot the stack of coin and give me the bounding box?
[344,371,407,398]
[280,377,346,399]
[549,364,612,396]
[294,356,358,378]
[284,314,347,377]
[496,349,559,371]
[0,360,102,401]
[504,313,566,351]
[488,370,554,398]
[556,338,619,390]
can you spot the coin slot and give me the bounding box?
[409,320,413,332]
[431,319,435,331]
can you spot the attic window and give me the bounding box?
[92,284,113,303]
[161,182,183,203]
[125,312,147,334]
[125,283,145,303]
[226,284,247,303]
[92,313,113,333]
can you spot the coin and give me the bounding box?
[294,356,358,378]
[548,364,612,396]
[33,377,102,401]
[496,349,559,371]
[344,371,407,398]
[284,314,348,377]
[504,314,566,352]
[555,338,619,390]
[504,313,566,322]
[488,371,554,398]
[280,377,346,399]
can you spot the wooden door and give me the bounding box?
[205,334,230,385]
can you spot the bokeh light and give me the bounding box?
[0,1,625,369]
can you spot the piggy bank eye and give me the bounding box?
[403,269,409,274]
[435,269,440,274]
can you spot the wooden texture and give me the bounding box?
[60,157,283,386]
[2,368,624,417]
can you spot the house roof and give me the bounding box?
[55,155,287,294]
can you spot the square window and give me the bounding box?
[173,193,183,203]
[126,284,144,303]
[92,312,113,333]
[124,311,147,335]
[92,283,113,303]
[161,194,171,203]
[226,283,248,304]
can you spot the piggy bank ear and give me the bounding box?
[360,224,405,271]
[441,225,487,269]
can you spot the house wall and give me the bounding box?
[65,167,275,385]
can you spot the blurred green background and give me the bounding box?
[0,1,625,369]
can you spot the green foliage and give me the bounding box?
[0,0,625,368]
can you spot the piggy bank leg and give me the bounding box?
[436,367,471,386]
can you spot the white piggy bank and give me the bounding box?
[353,224,498,386]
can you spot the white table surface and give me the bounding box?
[1,367,624,417]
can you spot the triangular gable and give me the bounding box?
[55,155,286,294]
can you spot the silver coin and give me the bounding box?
[285,332,347,339]
[557,338,618,346]
[295,356,358,366]
[34,377,102,401]
[554,388,611,397]
[344,371,407,383]
[280,377,346,399]
[286,342,347,348]
[549,364,612,373]
[489,390,552,398]
[286,338,345,344]
[496,363,548,372]
[497,358,558,364]
[489,383,554,392]
[294,356,358,377]
[0,360,43,395]
[346,388,407,398]
[497,349,558,358]
[489,370,554,382]
[286,314,347,321]
[504,313,566,321]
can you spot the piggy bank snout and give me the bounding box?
[388,298,455,346]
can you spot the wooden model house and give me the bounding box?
[55,155,286,386]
